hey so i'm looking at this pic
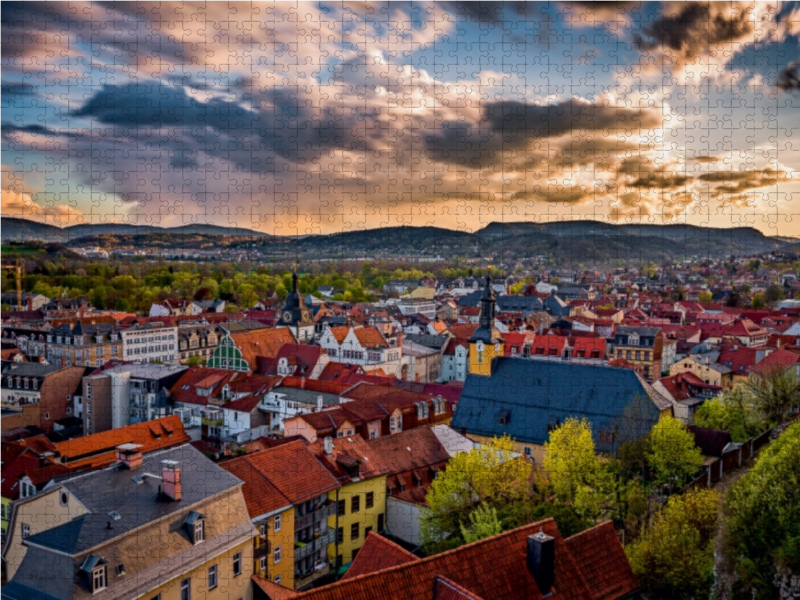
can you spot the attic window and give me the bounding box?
[185,511,206,544]
[498,409,510,426]
[108,511,122,521]
[115,563,126,576]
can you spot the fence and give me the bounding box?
[682,428,773,491]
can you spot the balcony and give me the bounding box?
[294,529,336,560]
[294,562,330,590]
[254,539,271,560]
[295,501,337,531]
[201,416,223,426]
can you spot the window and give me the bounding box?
[115,564,126,576]
[233,552,242,576]
[274,576,282,585]
[151,595,161,600]
[22,523,30,538]
[259,524,267,537]
[523,446,532,456]
[351,495,360,514]
[273,545,282,564]
[337,499,346,516]
[365,526,373,536]
[60,492,69,506]
[194,520,204,543]
[93,566,107,592]
[350,523,360,541]
[259,557,267,572]
[336,527,344,544]
[181,578,191,600]
[208,565,217,589]
[274,514,281,532]
[365,492,374,510]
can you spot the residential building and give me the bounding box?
[653,372,722,423]
[178,321,221,362]
[440,338,469,382]
[257,378,352,434]
[121,321,179,363]
[256,344,329,379]
[45,321,123,368]
[400,339,441,382]
[1,363,85,433]
[219,441,340,590]
[3,444,256,600]
[609,326,664,381]
[262,518,639,600]
[318,325,401,378]
[208,328,295,372]
[669,353,734,388]
[397,298,437,320]
[149,298,202,317]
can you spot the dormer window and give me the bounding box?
[195,520,204,543]
[498,409,510,426]
[184,511,206,544]
[81,555,108,593]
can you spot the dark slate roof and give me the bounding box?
[0,581,61,600]
[686,425,733,457]
[26,444,242,555]
[451,357,663,451]
[404,334,449,349]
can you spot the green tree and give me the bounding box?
[420,436,532,553]
[184,356,206,367]
[721,421,800,599]
[698,290,713,303]
[750,292,766,309]
[626,488,721,600]
[460,503,503,544]
[764,283,785,305]
[745,367,800,424]
[647,416,704,489]
[114,299,131,312]
[693,386,767,442]
[543,418,600,504]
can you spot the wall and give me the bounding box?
[83,374,112,434]
[386,497,422,545]
[40,367,85,433]
[0,402,40,430]
[327,475,387,566]
[253,507,295,590]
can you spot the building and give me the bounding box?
[468,277,505,378]
[208,328,296,372]
[262,518,639,600]
[81,363,188,433]
[318,325,401,378]
[3,444,256,600]
[149,298,202,317]
[452,357,670,464]
[220,440,341,590]
[46,321,123,368]
[256,378,352,434]
[276,271,316,342]
[121,321,179,363]
[609,326,664,381]
[1,363,86,434]
[669,353,734,388]
[398,298,437,320]
[178,321,221,362]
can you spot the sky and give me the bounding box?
[2,1,800,238]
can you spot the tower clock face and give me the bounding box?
[302,310,311,322]
[283,311,292,322]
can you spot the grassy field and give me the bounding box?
[1,245,43,255]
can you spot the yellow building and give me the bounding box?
[468,277,504,378]
[3,444,257,600]
[669,355,734,388]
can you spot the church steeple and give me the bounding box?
[279,266,314,341]
[469,275,503,376]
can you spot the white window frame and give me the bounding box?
[207,565,217,590]
[92,565,107,593]
[194,520,205,544]
[274,514,281,532]
[274,545,282,564]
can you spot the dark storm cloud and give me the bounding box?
[635,2,753,57]
[438,1,537,23]
[1,83,37,96]
[778,62,800,91]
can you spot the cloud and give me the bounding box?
[777,61,800,90]
[699,167,791,193]
[1,187,84,226]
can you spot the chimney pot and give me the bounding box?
[161,460,182,501]
[323,436,334,456]
[527,531,555,596]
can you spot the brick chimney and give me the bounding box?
[527,530,555,596]
[323,436,334,455]
[161,460,182,501]
[115,444,143,469]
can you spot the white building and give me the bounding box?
[121,323,179,363]
[440,340,469,382]
[398,298,437,320]
[319,324,402,377]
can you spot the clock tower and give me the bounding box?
[469,276,504,377]
[279,268,315,342]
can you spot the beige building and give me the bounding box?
[3,444,256,600]
[669,355,733,388]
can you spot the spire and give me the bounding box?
[470,275,497,343]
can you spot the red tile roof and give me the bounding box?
[0,453,40,499]
[341,532,419,580]
[318,362,365,382]
[54,415,190,469]
[251,574,299,599]
[307,434,389,484]
[220,455,291,517]
[289,518,598,600]
[749,348,800,377]
[230,328,296,367]
[353,327,388,349]
[228,440,340,505]
[432,576,486,600]
[170,367,236,406]
[366,427,451,475]
[564,521,639,600]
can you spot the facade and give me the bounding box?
[669,354,733,388]
[121,322,179,363]
[319,325,402,378]
[3,444,256,600]
[46,322,123,368]
[178,322,220,362]
[610,326,664,381]
[208,328,295,372]
[1,364,85,434]
[397,298,437,320]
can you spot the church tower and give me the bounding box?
[469,276,504,377]
[278,269,315,342]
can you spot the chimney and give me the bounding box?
[527,530,555,596]
[317,395,324,412]
[161,460,182,501]
[115,444,143,469]
[323,436,334,456]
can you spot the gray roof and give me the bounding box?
[404,334,449,350]
[615,326,661,337]
[451,357,665,452]
[91,363,187,381]
[270,386,342,406]
[1,363,63,378]
[25,444,242,555]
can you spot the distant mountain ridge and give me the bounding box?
[1,217,273,243]
[1,216,794,262]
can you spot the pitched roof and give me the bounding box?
[563,521,639,600]
[341,531,419,580]
[307,434,389,484]
[252,574,299,599]
[328,326,350,343]
[54,415,190,469]
[227,440,339,505]
[170,367,236,406]
[452,358,664,451]
[289,518,596,600]
[353,327,388,349]
[686,425,733,457]
[219,455,291,518]
[366,427,451,475]
[749,348,800,377]
[229,328,296,367]
[0,452,40,499]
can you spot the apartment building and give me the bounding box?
[121,322,179,363]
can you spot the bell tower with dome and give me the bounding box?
[278,267,315,342]
[469,276,504,377]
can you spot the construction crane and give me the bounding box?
[1,260,25,311]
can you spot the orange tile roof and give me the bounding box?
[220,456,291,517]
[353,327,387,349]
[230,328,296,367]
[252,574,299,599]
[290,518,594,600]
[564,521,639,600]
[328,326,349,343]
[54,415,190,468]
[342,531,419,580]
[432,576,485,600]
[230,440,340,505]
